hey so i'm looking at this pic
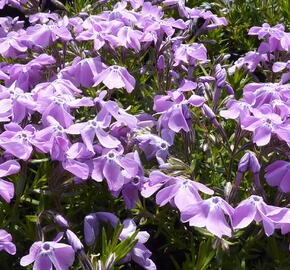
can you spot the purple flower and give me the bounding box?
[84,212,118,245]
[272,60,290,73]
[91,149,125,191]
[93,65,136,93]
[61,143,92,180]
[174,43,207,66]
[36,94,93,128]
[0,31,27,59]
[0,229,16,255]
[25,20,72,48]
[241,109,287,146]
[248,23,285,40]
[32,79,82,98]
[20,241,75,270]
[154,90,205,132]
[120,219,156,270]
[0,82,37,123]
[232,195,281,236]
[33,116,71,160]
[108,26,143,51]
[5,54,55,92]
[66,115,120,152]
[119,151,145,209]
[29,12,59,24]
[163,0,188,18]
[58,57,106,88]
[243,83,286,108]
[155,175,214,211]
[0,160,20,203]
[231,152,261,200]
[220,100,252,120]
[0,123,35,160]
[265,160,290,192]
[181,196,234,238]
[135,129,174,164]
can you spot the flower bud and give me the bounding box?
[66,229,84,251]
[55,214,69,228]
[157,55,165,71]
[238,153,250,173]
[248,152,261,174]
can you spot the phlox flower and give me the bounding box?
[154,90,205,132]
[156,176,214,211]
[181,196,234,238]
[141,171,214,211]
[120,219,156,270]
[0,82,37,123]
[232,195,284,236]
[107,26,143,51]
[36,94,94,128]
[32,79,82,99]
[174,43,207,66]
[0,31,27,59]
[93,65,135,93]
[0,160,20,203]
[135,128,174,164]
[66,116,120,152]
[61,143,92,180]
[20,241,75,270]
[118,151,145,209]
[58,56,106,87]
[248,23,285,40]
[265,160,290,192]
[241,109,288,146]
[0,229,16,255]
[29,12,59,25]
[0,123,35,160]
[32,116,71,160]
[25,20,72,48]
[91,149,126,191]
[5,54,56,91]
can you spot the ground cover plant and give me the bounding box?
[0,0,289,269]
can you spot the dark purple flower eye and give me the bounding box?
[132,176,140,185]
[160,142,167,149]
[42,243,50,251]
[212,197,220,204]
[108,152,115,159]
[253,196,260,201]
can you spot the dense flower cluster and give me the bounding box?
[0,0,289,268]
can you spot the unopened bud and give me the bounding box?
[248,152,260,174]
[157,55,165,71]
[66,229,84,251]
[55,214,69,228]
[238,153,250,173]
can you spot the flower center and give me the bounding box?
[212,197,220,204]
[107,152,115,159]
[132,176,140,185]
[160,142,167,149]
